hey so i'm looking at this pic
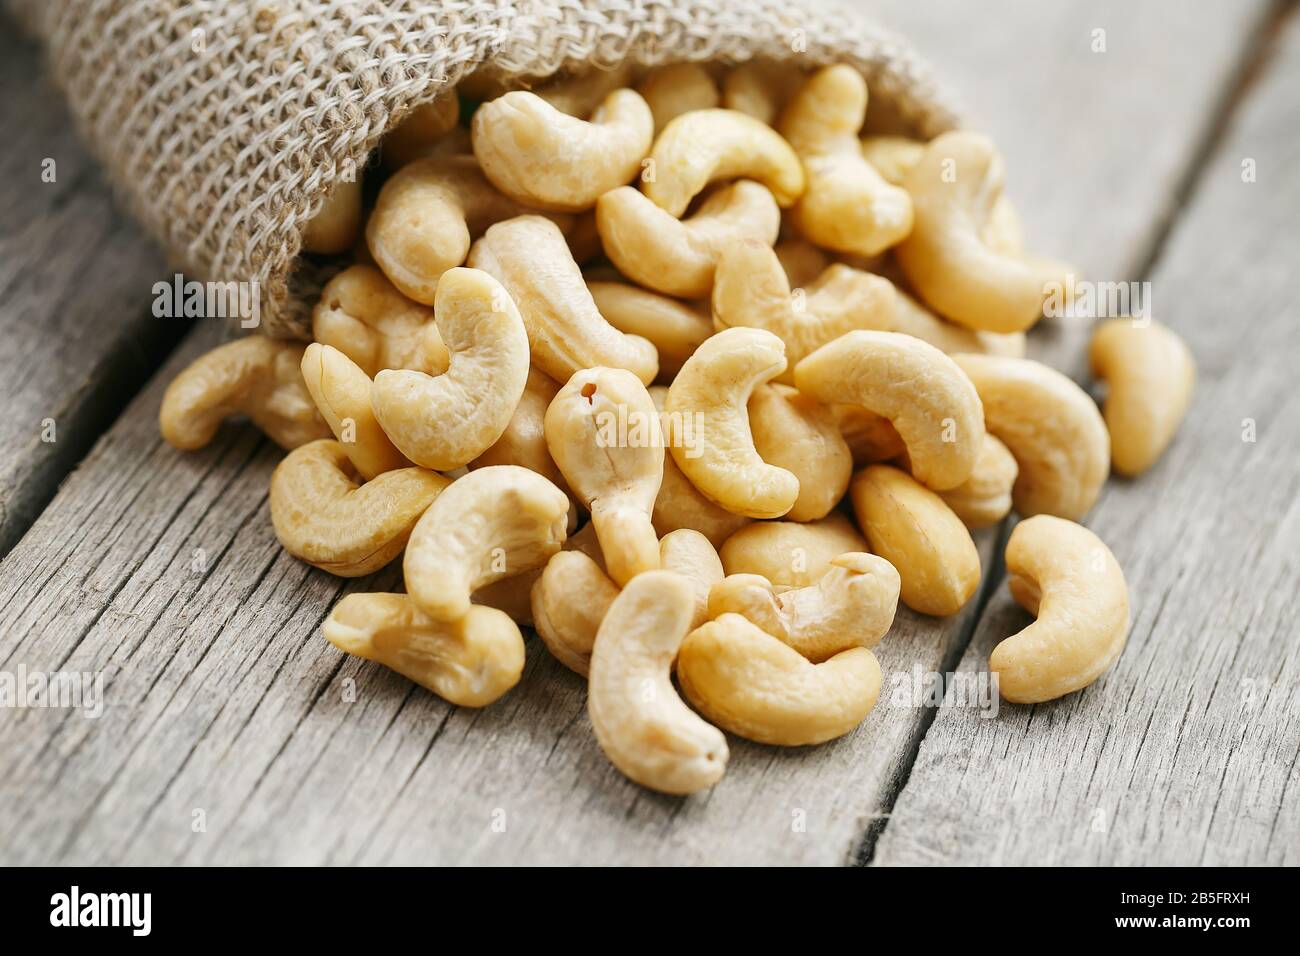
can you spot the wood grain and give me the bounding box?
[0,25,179,557]
[0,1,1281,864]
[873,6,1300,867]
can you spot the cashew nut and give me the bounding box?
[1089,319,1195,476]
[647,386,752,547]
[469,366,576,512]
[718,512,866,589]
[311,264,450,378]
[533,62,638,117]
[586,281,713,380]
[895,131,1068,333]
[777,65,913,256]
[721,61,800,125]
[849,464,981,617]
[301,343,409,480]
[588,571,729,794]
[366,155,561,304]
[468,215,659,384]
[383,90,461,168]
[937,433,1018,530]
[160,336,331,451]
[833,405,906,466]
[642,109,805,217]
[774,238,829,289]
[712,239,895,382]
[532,528,722,676]
[992,515,1130,703]
[595,180,780,298]
[748,384,852,522]
[891,287,1026,358]
[859,135,925,186]
[371,267,529,471]
[665,327,799,519]
[637,62,720,134]
[301,178,362,254]
[707,552,899,662]
[324,594,524,707]
[861,134,1024,256]
[270,439,450,577]
[544,367,662,586]
[794,331,985,491]
[471,88,653,212]
[403,464,569,622]
[677,613,882,746]
[952,353,1110,520]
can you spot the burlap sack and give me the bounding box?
[8,0,961,339]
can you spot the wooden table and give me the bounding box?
[1,0,1296,865]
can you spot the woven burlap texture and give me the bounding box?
[10,0,962,339]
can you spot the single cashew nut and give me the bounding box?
[404,465,569,621]
[992,515,1130,703]
[748,384,852,522]
[545,367,662,586]
[708,552,899,662]
[665,327,799,518]
[301,344,409,480]
[588,570,728,794]
[302,178,362,254]
[160,337,331,451]
[533,528,723,677]
[648,386,752,547]
[891,287,1026,358]
[1089,319,1196,476]
[586,281,713,380]
[637,62,720,134]
[859,135,925,185]
[596,180,780,298]
[895,131,1068,333]
[795,330,985,490]
[718,512,866,589]
[367,155,563,304]
[532,62,638,117]
[324,594,524,707]
[471,88,654,212]
[849,464,981,617]
[713,240,895,383]
[468,215,659,384]
[642,109,805,217]
[270,439,450,577]
[469,366,575,507]
[952,354,1110,520]
[938,433,1018,530]
[677,613,882,746]
[371,267,529,470]
[721,61,800,125]
[777,65,913,255]
[861,134,1024,255]
[382,90,461,168]
[312,264,450,378]
[833,405,906,466]
[774,238,829,289]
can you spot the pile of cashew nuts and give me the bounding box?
[158,61,1195,795]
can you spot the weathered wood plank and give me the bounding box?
[0,1,1274,864]
[872,6,1300,867]
[0,23,179,557]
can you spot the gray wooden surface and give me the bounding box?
[0,30,177,556]
[0,0,1294,865]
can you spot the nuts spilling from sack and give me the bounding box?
[159,61,1195,795]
